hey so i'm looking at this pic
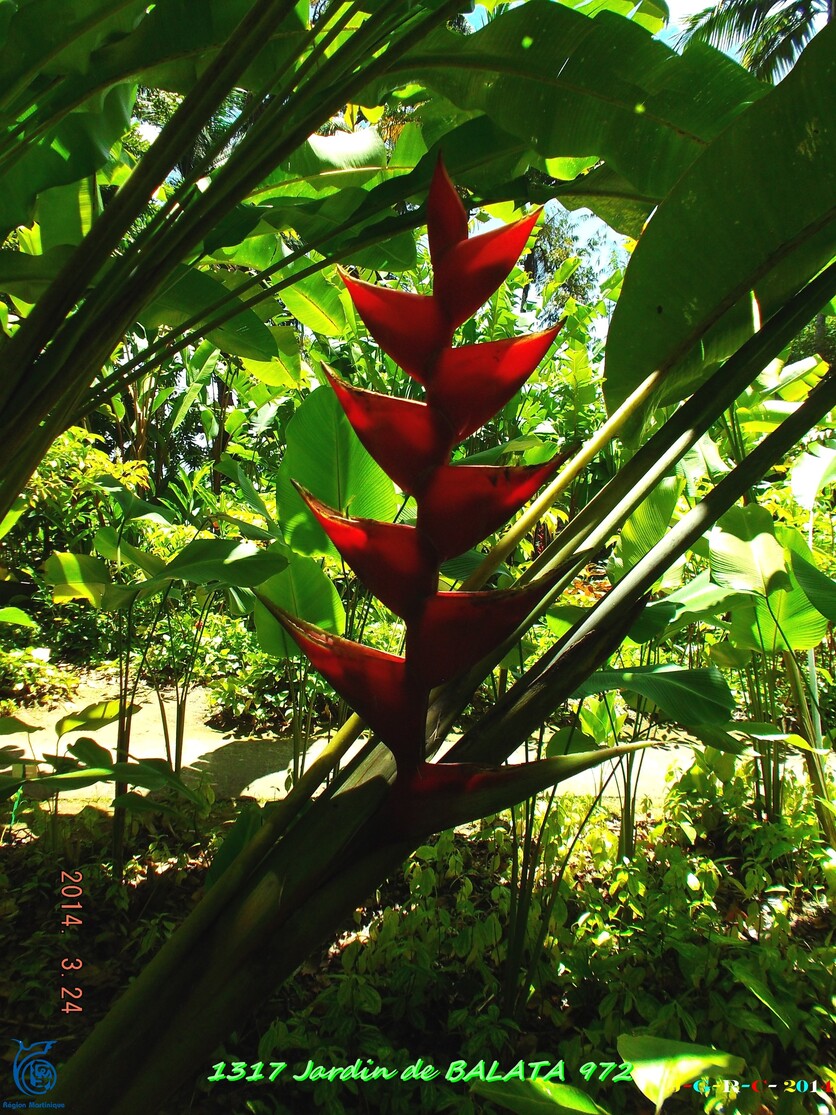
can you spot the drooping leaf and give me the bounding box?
[55,700,139,738]
[93,476,173,524]
[276,387,397,557]
[574,664,735,725]
[0,83,136,237]
[254,551,345,659]
[389,2,766,209]
[102,539,287,609]
[94,527,166,577]
[729,580,828,652]
[205,803,264,891]
[162,538,285,587]
[0,716,41,735]
[67,736,114,767]
[617,1035,743,1114]
[789,548,836,622]
[608,477,683,585]
[727,963,797,1034]
[140,266,279,360]
[472,1078,611,1115]
[790,444,836,510]
[0,606,39,629]
[279,268,348,338]
[42,552,110,607]
[681,724,751,756]
[629,570,750,643]
[250,129,387,200]
[37,177,101,251]
[708,506,790,597]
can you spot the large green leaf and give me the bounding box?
[0,250,277,360]
[630,570,750,643]
[472,1079,610,1115]
[608,477,682,585]
[139,266,279,360]
[557,0,668,33]
[0,83,135,237]
[93,475,173,524]
[604,24,836,413]
[254,551,345,659]
[789,548,836,622]
[729,578,828,652]
[790,444,836,510]
[56,699,139,738]
[388,2,765,205]
[718,522,829,652]
[160,538,286,588]
[276,386,397,557]
[573,664,735,725]
[617,1035,743,1115]
[249,129,387,202]
[279,268,348,338]
[101,538,287,609]
[708,505,790,597]
[4,755,205,806]
[0,0,147,91]
[42,552,110,607]
[9,0,308,129]
[0,716,41,735]
[727,963,797,1035]
[93,527,166,577]
[36,177,101,251]
[0,606,38,629]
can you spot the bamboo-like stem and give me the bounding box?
[782,651,836,846]
[450,367,836,766]
[54,349,836,1109]
[0,1,464,518]
[0,0,300,409]
[426,265,836,750]
[461,368,664,590]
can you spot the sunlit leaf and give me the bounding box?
[617,1035,743,1114]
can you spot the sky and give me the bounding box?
[664,0,714,25]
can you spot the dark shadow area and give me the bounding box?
[186,735,295,798]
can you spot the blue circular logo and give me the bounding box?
[12,1039,58,1096]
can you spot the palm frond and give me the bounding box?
[676,0,826,82]
[743,1,823,78]
[678,0,784,53]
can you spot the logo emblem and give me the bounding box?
[11,1039,57,1096]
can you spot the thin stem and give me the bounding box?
[0,0,301,410]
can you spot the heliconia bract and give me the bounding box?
[265,158,568,823]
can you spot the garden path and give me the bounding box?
[4,670,720,812]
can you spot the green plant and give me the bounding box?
[0,2,828,1110]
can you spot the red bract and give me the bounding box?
[271,159,565,812]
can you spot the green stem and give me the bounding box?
[782,651,836,845]
[0,0,300,411]
[450,367,836,768]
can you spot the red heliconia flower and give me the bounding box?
[265,158,566,813]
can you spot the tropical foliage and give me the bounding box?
[0,1,834,1113]
[678,0,829,82]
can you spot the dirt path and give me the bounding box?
[4,672,707,812]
